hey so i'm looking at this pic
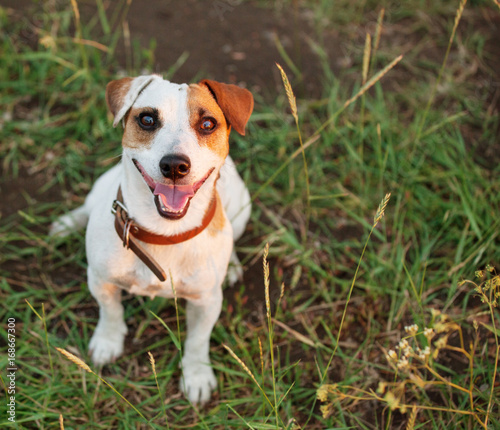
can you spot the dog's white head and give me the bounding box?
[105,75,253,221]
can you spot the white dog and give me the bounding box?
[50,75,253,404]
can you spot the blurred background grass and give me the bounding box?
[0,0,499,428]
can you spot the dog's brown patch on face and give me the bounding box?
[121,107,159,149]
[187,84,230,159]
[207,192,226,236]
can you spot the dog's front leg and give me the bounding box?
[88,270,128,365]
[180,287,222,404]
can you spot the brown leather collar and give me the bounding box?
[112,186,217,282]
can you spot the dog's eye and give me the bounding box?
[139,114,155,129]
[200,118,216,132]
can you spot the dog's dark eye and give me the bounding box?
[200,118,216,132]
[139,114,155,129]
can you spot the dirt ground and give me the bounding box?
[1,0,345,96]
[102,0,342,98]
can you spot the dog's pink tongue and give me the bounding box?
[154,183,195,213]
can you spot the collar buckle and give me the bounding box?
[112,199,128,215]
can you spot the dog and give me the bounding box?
[50,74,254,404]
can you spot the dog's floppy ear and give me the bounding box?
[199,80,254,136]
[106,75,160,127]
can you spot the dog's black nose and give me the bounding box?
[159,154,191,180]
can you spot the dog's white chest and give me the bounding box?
[112,231,232,301]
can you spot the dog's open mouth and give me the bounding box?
[133,159,214,220]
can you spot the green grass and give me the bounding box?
[1,0,499,428]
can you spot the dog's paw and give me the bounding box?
[180,364,217,405]
[89,326,126,366]
[226,262,243,287]
[226,250,243,287]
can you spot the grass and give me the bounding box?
[1,0,499,428]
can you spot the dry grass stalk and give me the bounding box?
[223,342,280,422]
[406,405,417,430]
[25,299,42,320]
[275,63,311,234]
[223,344,262,391]
[343,55,403,110]
[72,38,109,52]
[450,0,467,45]
[258,337,264,375]
[148,351,156,375]
[69,0,80,23]
[169,269,178,307]
[373,8,385,54]
[417,0,467,139]
[276,63,298,122]
[123,20,131,55]
[374,193,391,226]
[148,351,169,428]
[362,33,371,84]
[56,347,93,374]
[59,414,64,430]
[263,242,271,320]
[272,318,315,347]
[278,282,285,309]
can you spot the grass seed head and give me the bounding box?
[373,8,385,53]
[406,405,418,430]
[56,347,92,373]
[258,337,264,373]
[263,243,271,319]
[373,192,391,226]
[450,0,467,45]
[223,344,261,389]
[148,351,156,374]
[276,63,298,122]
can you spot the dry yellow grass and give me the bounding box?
[55,347,93,374]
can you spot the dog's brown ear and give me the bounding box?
[106,77,133,120]
[199,80,254,136]
[106,75,161,127]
